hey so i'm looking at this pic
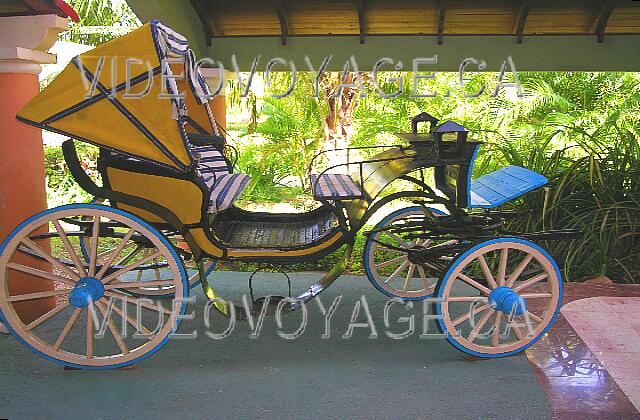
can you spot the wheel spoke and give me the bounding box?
[468,308,495,343]
[506,254,534,287]
[95,301,129,355]
[136,249,148,282]
[88,215,101,277]
[403,264,416,291]
[457,273,492,295]
[95,228,136,279]
[53,221,87,277]
[520,293,552,299]
[104,291,173,315]
[416,265,431,291]
[477,255,498,289]
[101,251,163,285]
[114,244,144,267]
[375,256,405,269]
[8,262,76,287]
[452,303,490,327]
[497,248,508,285]
[384,261,409,284]
[104,280,175,290]
[524,311,543,323]
[421,260,440,271]
[511,323,525,340]
[107,297,152,336]
[87,302,94,359]
[492,312,503,347]
[25,302,70,331]
[513,273,549,293]
[53,308,82,350]
[21,238,80,281]
[385,231,410,248]
[8,289,71,302]
[446,296,488,302]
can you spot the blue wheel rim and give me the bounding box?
[434,237,563,358]
[0,203,190,370]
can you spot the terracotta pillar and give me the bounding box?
[0,15,69,326]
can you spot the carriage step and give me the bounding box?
[310,173,364,200]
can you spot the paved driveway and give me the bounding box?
[0,272,549,419]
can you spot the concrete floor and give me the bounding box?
[0,272,550,419]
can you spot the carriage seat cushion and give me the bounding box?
[207,173,251,213]
[469,165,548,208]
[189,145,250,213]
[310,173,363,200]
[190,144,230,177]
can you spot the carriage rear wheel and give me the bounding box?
[434,238,562,358]
[0,204,189,369]
[364,206,457,300]
[78,199,214,297]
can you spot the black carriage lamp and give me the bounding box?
[411,111,440,134]
[434,120,470,154]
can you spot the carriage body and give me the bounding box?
[0,22,577,369]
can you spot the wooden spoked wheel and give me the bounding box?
[78,203,214,297]
[80,235,214,297]
[364,206,456,300]
[0,204,189,369]
[434,238,562,358]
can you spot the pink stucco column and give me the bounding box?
[0,15,68,326]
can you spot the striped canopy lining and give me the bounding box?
[151,21,212,119]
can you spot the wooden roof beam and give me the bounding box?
[514,0,534,44]
[190,0,215,46]
[357,0,366,44]
[272,0,288,46]
[437,0,445,45]
[592,0,616,43]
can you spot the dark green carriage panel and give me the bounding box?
[345,147,424,228]
[433,142,481,208]
[345,141,481,228]
[358,147,421,199]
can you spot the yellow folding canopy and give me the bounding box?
[17,21,213,171]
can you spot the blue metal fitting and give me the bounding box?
[488,286,527,316]
[69,277,105,308]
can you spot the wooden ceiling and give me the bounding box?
[190,0,640,45]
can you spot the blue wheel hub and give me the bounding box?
[69,277,105,308]
[488,286,527,316]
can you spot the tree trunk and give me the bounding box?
[318,73,366,171]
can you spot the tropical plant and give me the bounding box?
[60,0,140,46]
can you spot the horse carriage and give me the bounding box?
[0,21,577,369]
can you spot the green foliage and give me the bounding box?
[234,73,324,198]
[60,0,140,46]
[351,71,640,282]
[45,143,97,206]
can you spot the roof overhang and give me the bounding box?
[127,0,640,71]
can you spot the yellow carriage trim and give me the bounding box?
[17,21,211,171]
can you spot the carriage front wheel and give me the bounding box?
[0,204,189,369]
[434,238,562,358]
